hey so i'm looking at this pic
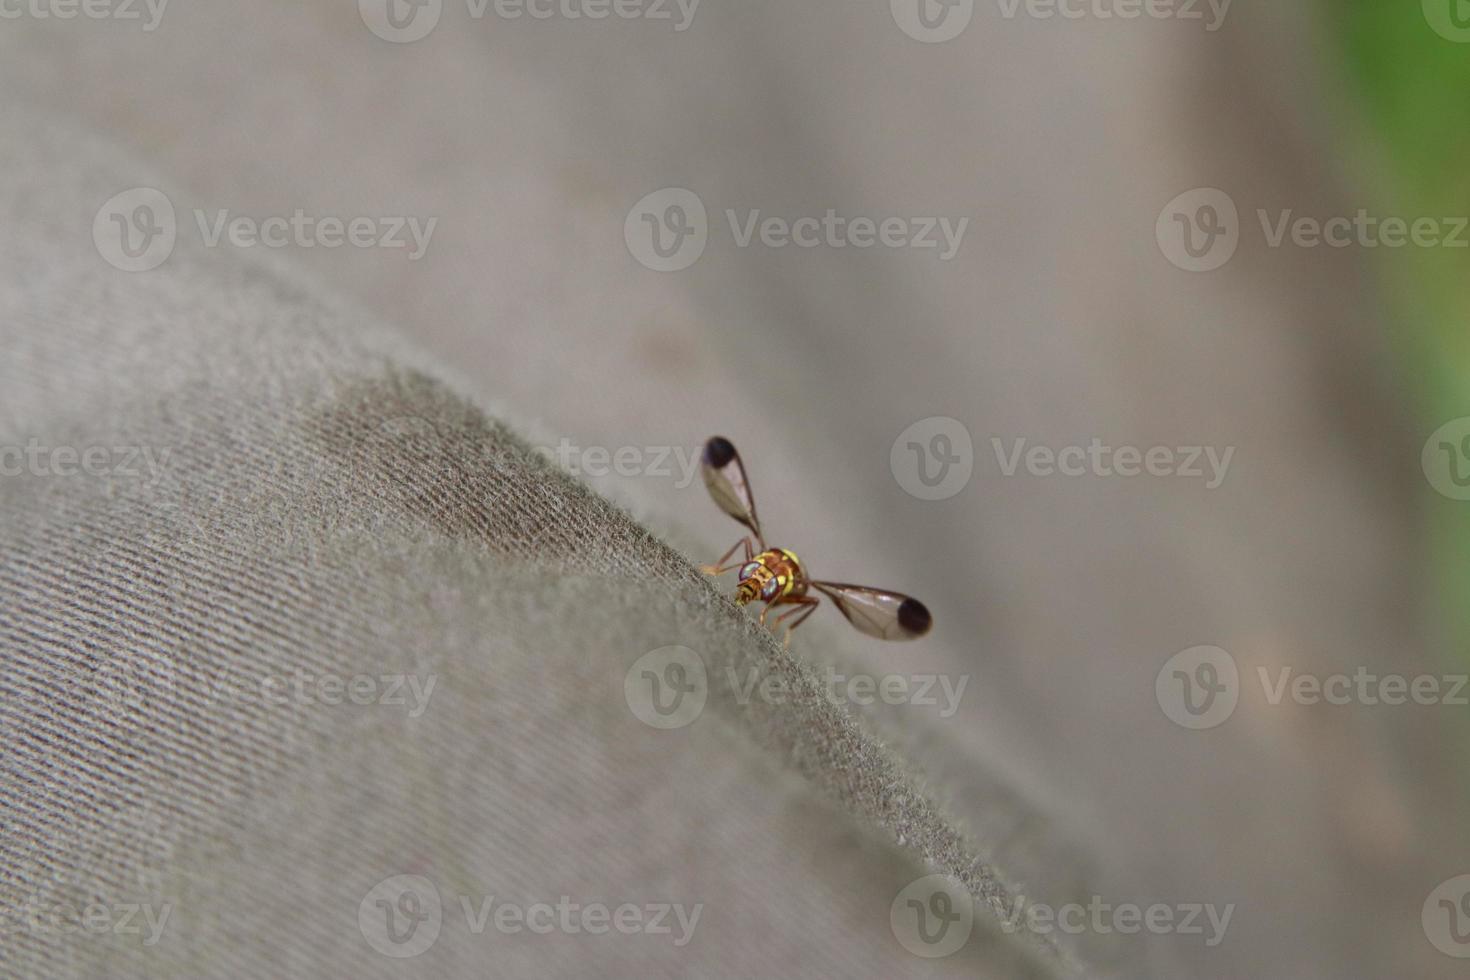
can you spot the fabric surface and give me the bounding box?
[1,2,1468,978]
[0,115,1073,979]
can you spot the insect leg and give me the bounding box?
[699,536,755,576]
[771,596,821,647]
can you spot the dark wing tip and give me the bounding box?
[703,436,737,468]
[897,598,933,637]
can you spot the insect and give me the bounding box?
[697,435,932,646]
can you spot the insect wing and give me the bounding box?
[700,436,763,543]
[811,582,932,641]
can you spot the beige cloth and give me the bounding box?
[1,2,1467,977]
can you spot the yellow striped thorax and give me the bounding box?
[734,548,805,606]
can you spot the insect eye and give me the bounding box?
[739,562,760,581]
[762,578,781,599]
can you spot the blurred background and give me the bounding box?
[3,1,1470,977]
[1341,2,1470,646]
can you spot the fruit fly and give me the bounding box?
[697,436,933,646]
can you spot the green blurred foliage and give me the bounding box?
[1338,3,1470,651]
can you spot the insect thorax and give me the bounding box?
[735,548,806,605]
